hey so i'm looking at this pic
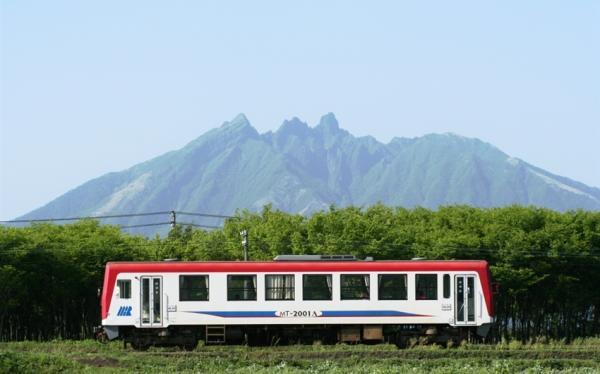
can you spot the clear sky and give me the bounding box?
[1,1,599,220]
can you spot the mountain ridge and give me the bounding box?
[17,113,600,231]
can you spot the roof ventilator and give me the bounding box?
[274,254,357,261]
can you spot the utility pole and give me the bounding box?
[170,211,176,228]
[241,229,248,261]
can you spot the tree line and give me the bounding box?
[1,204,599,341]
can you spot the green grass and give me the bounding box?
[1,339,599,373]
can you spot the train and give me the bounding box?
[96,255,494,349]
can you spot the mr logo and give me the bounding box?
[117,306,132,317]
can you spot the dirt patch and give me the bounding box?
[76,356,120,368]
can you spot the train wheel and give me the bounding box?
[131,340,149,351]
[184,342,197,351]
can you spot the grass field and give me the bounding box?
[1,338,600,373]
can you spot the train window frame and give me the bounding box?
[303,274,332,301]
[415,274,438,300]
[179,275,209,302]
[378,274,407,300]
[340,274,370,300]
[227,274,257,301]
[443,274,450,299]
[117,279,131,299]
[265,274,295,301]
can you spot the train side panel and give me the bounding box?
[101,265,493,335]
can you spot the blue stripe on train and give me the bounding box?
[188,310,427,318]
[190,311,278,318]
[320,310,424,317]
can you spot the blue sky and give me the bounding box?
[1,1,599,220]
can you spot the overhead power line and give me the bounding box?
[0,210,234,225]
[177,222,223,230]
[119,222,172,229]
[176,212,236,219]
[0,210,234,235]
[0,211,172,224]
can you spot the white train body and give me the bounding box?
[100,259,494,346]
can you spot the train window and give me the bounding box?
[179,275,209,301]
[228,275,257,301]
[378,274,407,300]
[265,274,295,300]
[443,274,450,298]
[341,274,370,300]
[117,280,131,299]
[303,274,332,300]
[415,274,437,300]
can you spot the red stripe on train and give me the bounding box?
[101,261,493,320]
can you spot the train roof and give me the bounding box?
[104,260,489,273]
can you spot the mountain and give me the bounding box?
[17,113,600,231]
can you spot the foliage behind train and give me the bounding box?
[0,204,599,341]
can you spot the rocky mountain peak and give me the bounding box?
[17,114,600,235]
[277,117,310,136]
[217,113,259,139]
[221,113,251,129]
[317,112,340,131]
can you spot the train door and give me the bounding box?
[140,276,163,328]
[454,275,476,325]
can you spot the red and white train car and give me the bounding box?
[98,256,494,349]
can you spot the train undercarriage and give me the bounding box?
[99,324,487,351]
